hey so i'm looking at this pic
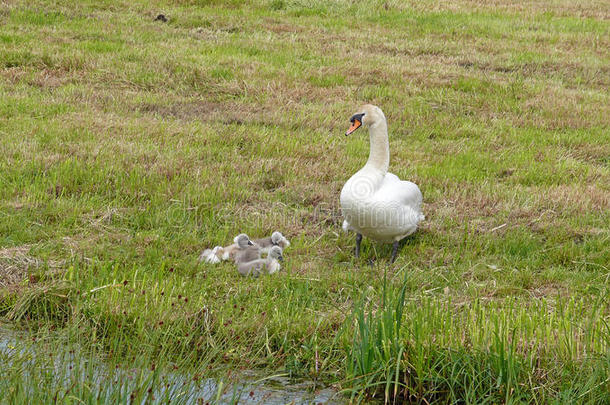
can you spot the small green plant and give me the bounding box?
[269,0,286,11]
[345,274,407,403]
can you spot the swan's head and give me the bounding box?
[271,231,290,248]
[234,233,254,248]
[345,104,385,136]
[268,245,283,262]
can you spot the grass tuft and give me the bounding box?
[344,277,610,403]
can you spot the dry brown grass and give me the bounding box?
[0,245,63,290]
[410,0,610,19]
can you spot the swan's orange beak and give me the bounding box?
[345,119,362,136]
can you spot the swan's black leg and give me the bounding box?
[390,240,399,263]
[355,233,362,258]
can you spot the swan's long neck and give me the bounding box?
[364,120,389,173]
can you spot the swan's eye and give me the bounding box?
[350,113,365,123]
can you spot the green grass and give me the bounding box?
[0,0,609,402]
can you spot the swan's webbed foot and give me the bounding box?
[390,240,399,263]
[355,233,362,258]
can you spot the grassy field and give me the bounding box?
[1,0,609,402]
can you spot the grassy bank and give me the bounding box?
[1,0,609,402]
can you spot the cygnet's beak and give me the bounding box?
[278,255,283,262]
[247,240,254,246]
[345,119,361,136]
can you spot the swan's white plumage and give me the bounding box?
[340,105,424,243]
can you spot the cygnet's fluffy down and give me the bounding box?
[199,231,290,263]
[237,246,283,277]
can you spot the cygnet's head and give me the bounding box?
[268,246,283,262]
[234,233,254,248]
[271,231,290,248]
[345,104,386,136]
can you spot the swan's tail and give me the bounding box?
[199,246,223,264]
[342,220,353,233]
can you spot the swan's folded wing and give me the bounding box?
[379,173,423,209]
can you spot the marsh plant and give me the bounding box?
[344,277,610,403]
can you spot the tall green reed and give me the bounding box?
[344,277,609,403]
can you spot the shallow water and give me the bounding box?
[0,328,344,404]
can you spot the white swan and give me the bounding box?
[340,104,424,263]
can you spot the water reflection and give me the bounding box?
[0,328,344,404]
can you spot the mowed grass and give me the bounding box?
[0,0,609,402]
